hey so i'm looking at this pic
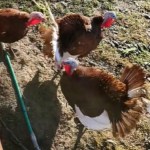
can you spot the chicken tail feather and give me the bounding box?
[112,98,144,138]
[120,64,145,98]
[111,64,147,137]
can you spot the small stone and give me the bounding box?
[113,41,119,48]
[143,14,150,19]
[137,44,143,52]
[60,1,68,7]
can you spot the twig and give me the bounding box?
[31,0,46,12]
[43,0,58,30]
[31,0,58,30]
[0,119,29,150]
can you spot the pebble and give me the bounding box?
[143,14,150,20]
[60,1,68,7]
[112,41,119,48]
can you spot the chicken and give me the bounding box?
[0,8,45,54]
[60,58,150,138]
[39,25,54,58]
[39,12,116,67]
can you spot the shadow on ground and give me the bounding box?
[0,71,61,150]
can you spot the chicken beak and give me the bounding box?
[41,17,46,22]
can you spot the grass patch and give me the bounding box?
[116,11,149,45]
[136,1,150,11]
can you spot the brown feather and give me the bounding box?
[111,97,144,137]
[121,113,132,132]
[118,121,126,137]
[38,25,53,57]
[39,13,104,58]
[120,65,145,91]
[122,112,137,125]
[0,8,30,43]
[60,63,146,138]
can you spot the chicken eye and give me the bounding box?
[111,14,116,19]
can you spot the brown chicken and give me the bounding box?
[0,8,45,47]
[39,12,116,67]
[60,58,150,138]
[39,24,54,58]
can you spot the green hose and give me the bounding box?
[0,42,41,150]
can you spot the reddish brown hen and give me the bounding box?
[39,12,116,67]
[0,8,45,45]
[60,58,150,138]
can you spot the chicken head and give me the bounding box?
[26,11,45,26]
[63,58,79,75]
[101,11,116,28]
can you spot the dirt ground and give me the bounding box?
[0,0,150,150]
